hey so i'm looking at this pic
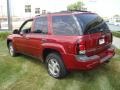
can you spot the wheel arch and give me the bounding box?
[42,48,63,62]
[7,39,12,48]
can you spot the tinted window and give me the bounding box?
[34,16,48,34]
[21,21,32,31]
[20,20,33,34]
[75,14,110,34]
[52,15,80,35]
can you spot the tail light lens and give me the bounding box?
[77,40,86,55]
[79,45,86,54]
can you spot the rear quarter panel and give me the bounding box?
[42,35,80,55]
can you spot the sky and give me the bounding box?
[85,0,120,17]
[0,0,120,17]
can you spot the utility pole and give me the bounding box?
[7,0,12,30]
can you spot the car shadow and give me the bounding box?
[15,54,118,81]
[18,54,45,66]
[65,63,114,81]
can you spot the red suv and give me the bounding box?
[7,11,115,78]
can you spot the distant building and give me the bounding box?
[109,15,120,26]
[42,10,46,14]
[0,0,47,19]
[0,0,47,29]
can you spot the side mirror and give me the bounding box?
[13,29,19,34]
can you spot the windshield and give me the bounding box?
[75,13,110,34]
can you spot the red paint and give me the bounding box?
[7,12,115,71]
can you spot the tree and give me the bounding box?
[67,1,86,11]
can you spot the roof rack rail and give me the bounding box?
[68,10,90,12]
[36,15,40,16]
[35,10,91,16]
[47,11,71,14]
[54,10,91,14]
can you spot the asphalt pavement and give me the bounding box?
[107,23,120,49]
[113,36,120,49]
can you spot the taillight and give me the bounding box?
[77,40,86,55]
[79,45,86,54]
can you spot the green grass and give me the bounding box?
[0,40,120,90]
[0,32,11,40]
[112,31,120,38]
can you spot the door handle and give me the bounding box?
[25,37,30,40]
[42,38,47,42]
[22,35,30,40]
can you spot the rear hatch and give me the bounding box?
[75,13,112,56]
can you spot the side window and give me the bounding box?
[52,15,79,35]
[34,16,48,34]
[20,20,33,34]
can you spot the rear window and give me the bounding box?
[75,14,110,34]
[52,15,81,35]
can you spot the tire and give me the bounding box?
[46,53,67,79]
[104,59,110,63]
[8,42,17,57]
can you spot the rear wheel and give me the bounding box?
[104,59,110,63]
[46,53,67,79]
[8,42,17,57]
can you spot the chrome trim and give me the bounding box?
[75,46,114,62]
[75,55,99,62]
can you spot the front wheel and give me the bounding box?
[8,42,17,57]
[46,53,67,79]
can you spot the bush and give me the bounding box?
[112,31,120,38]
[0,32,11,40]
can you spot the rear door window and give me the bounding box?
[75,14,110,34]
[52,15,80,35]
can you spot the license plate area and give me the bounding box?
[99,38,105,45]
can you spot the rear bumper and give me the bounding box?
[63,46,115,70]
